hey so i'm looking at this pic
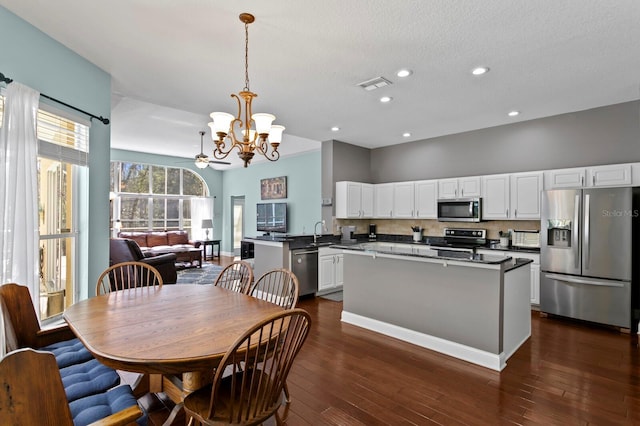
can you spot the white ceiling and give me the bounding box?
[2,1,639,169]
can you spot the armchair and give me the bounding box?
[109,238,177,284]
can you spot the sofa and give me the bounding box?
[117,230,202,268]
[109,238,178,284]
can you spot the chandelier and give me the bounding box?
[208,13,285,168]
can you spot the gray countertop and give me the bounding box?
[331,241,512,265]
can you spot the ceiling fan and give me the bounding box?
[193,131,231,167]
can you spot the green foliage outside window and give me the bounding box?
[111,162,208,231]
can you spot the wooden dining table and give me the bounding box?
[64,284,284,424]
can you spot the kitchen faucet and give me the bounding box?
[313,220,325,244]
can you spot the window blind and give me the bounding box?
[0,90,90,166]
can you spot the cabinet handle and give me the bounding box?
[514,209,517,218]
[506,208,509,217]
[390,210,392,217]
[581,176,584,186]
[332,256,335,264]
[416,210,419,217]
[461,189,464,197]
[592,175,595,186]
[336,256,339,264]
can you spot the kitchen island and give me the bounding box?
[335,242,532,371]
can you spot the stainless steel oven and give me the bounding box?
[437,198,482,222]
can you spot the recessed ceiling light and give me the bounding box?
[402,132,411,138]
[379,96,392,103]
[472,67,489,76]
[396,69,413,78]
[331,126,340,132]
[508,111,520,117]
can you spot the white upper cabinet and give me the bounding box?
[374,183,394,218]
[587,164,632,187]
[361,183,374,217]
[547,167,586,188]
[393,182,415,218]
[482,174,510,220]
[510,172,543,219]
[415,180,438,219]
[336,181,374,218]
[438,178,459,199]
[482,172,542,220]
[546,164,632,189]
[438,176,481,199]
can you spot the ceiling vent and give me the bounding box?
[356,76,392,91]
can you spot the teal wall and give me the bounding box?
[110,149,224,238]
[1,6,111,297]
[222,151,322,253]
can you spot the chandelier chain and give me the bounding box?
[244,20,250,91]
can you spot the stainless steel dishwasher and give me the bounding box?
[291,248,318,296]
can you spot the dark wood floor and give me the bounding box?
[143,256,640,425]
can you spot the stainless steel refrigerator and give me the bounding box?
[540,187,634,329]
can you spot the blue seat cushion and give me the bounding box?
[60,358,121,402]
[69,385,146,426]
[39,338,93,368]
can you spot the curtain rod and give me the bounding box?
[0,72,110,125]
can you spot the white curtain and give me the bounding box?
[191,197,214,240]
[0,82,41,357]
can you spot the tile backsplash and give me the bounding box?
[334,218,540,240]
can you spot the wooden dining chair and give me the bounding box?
[213,260,254,294]
[0,283,77,351]
[0,348,144,426]
[183,308,311,426]
[248,268,299,309]
[96,261,163,295]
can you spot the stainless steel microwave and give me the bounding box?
[437,198,482,222]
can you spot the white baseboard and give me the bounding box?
[341,311,507,371]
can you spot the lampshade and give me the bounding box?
[208,112,234,134]
[195,158,209,169]
[252,113,275,134]
[268,125,285,143]
[201,219,214,229]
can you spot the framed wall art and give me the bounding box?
[260,176,287,200]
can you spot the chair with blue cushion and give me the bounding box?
[0,348,145,426]
[60,358,122,402]
[0,283,93,367]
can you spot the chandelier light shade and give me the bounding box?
[208,13,285,168]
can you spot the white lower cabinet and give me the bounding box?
[477,249,540,305]
[318,248,343,294]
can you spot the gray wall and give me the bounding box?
[370,101,640,183]
[322,140,372,229]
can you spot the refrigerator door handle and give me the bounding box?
[584,193,590,269]
[573,194,580,269]
[544,273,626,288]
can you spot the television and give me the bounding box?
[256,202,287,234]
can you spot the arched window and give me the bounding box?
[110,162,210,232]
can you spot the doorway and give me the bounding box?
[231,196,245,257]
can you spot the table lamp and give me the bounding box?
[201,219,213,240]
